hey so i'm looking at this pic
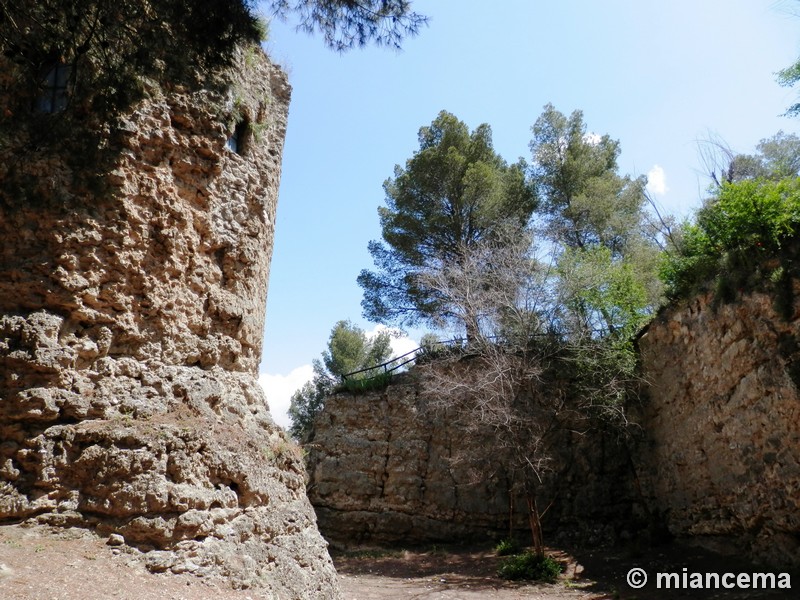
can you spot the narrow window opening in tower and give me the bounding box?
[37,64,71,113]
[226,121,247,154]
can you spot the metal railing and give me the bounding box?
[339,337,472,383]
[339,333,557,386]
[340,347,419,383]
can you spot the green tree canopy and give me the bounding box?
[661,177,800,302]
[531,104,647,255]
[746,131,800,179]
[321,319,393,377]
[778,54,800,117]
[529,104,663,339]
[288,320,392,440]
[379,106,666,555]
[270,0,427,51]
[358,110,537,334]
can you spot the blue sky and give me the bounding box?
[257,0,799,427]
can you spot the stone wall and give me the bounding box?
[637,290,800,568]
[307,288,800,570]
[0,46,341,597]
[307,372,642,548]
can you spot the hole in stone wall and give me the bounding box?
[226,121,248,155]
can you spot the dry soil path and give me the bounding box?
[1,524,795,599]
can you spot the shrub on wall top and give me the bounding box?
[661,177,800,303]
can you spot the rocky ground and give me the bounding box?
[0,523,795,599]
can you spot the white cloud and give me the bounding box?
[646,165,669,196]
[258,364,314,430]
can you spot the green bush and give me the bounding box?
[497,551,563,582]
[699,178,800,250]
[339,371,392,394]
[494,538,520,556]
[661,177,800,301]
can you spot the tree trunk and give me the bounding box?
[508,483,514,540]
[526,493,545,558]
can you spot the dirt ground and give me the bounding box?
[333,543,796,600]
[0,523,795,599]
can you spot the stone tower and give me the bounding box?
[0,22,340,599]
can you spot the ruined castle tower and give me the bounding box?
[0,8,340,597]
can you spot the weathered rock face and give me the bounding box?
[308,288,800,570]
[0,47,341,597]
[307,372,641,548]
[637,290,800,568]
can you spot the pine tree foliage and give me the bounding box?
[530,104,663,339]
[358,110,537,333]
[269,0,427,51]
[400,105,666,553]
[288,320,392,440]
[778,55,800,117]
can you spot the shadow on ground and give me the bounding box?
[333,541,797,599]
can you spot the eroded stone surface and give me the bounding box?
[308,288,800,571]
[638,290,800,568]
[0,46,341,597]
[306,372,639,548]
